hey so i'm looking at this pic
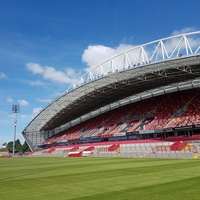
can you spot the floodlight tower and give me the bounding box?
[12,105,20,157]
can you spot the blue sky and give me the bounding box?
[0,0,200,145]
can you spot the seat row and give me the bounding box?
[44,89,200,144]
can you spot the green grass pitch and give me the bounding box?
[0,157,200,200]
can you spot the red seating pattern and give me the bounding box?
[44,89,200,144]
[170,141,187,151]
[108,144,120,152]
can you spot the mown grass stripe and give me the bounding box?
[0,157,200,200]
[72,176,200,200]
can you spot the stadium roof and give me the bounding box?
[23,31,200,139]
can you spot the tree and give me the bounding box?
[6,141,13,153]
[6,140,31,153]
[15,139,22,152]
[22,141,31,152]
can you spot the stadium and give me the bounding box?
[22,31,200,159]
[2,31,200,200]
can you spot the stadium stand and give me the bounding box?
[28,138,200,159]
[0,150,12,158]
[22,31,200,159]
[42,89,200,146]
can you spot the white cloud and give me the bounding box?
[82,28,198,73]
[20,107,43,120]
[36,98,52,103]
[82,44,135,72]
[53,91,65,97]
[81,28,200,76]
[26,63,78,84]
[26,63,44,74]
[43,66,70,83]
[29,80,45,86]
[82,45,115,70]
[18,99,29,106]
[26,28,199,89]
[0,110,7,117]
[163,27,200,55]
[7,114,14,118]
[20,114,30,119]
[172,27,196,35]
[0,73,7,79]
[7,98,13,103]
[33,107,42,116]
[65,68,76,77]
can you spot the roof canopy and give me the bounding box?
[23,32,200,135]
